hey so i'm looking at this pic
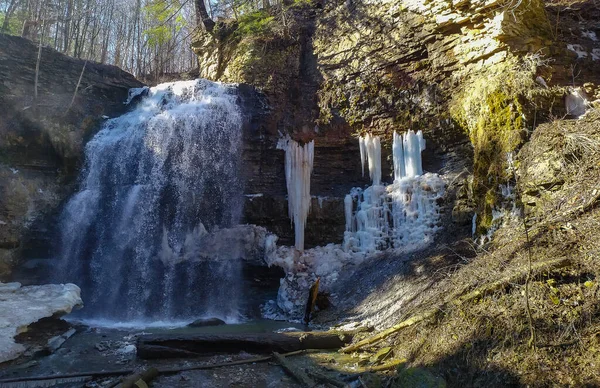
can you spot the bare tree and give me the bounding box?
[194,0,214,31]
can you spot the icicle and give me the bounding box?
[417,129,426,152]
[392,131,405,181]
[359,136,367,177]
[344,194,353,232]
[403,130,423,178]
[361,134,382,186]
[280,138,314,251]
[344,130,444,254]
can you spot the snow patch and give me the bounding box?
[582,30,598,41]
[0,282,82,363]
[567,44,588,59]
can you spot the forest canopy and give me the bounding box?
[0,0,287,79]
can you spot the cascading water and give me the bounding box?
[52,79,245,324]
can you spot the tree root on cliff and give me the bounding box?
[340,257,572,353]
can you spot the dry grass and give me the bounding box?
[344,110,600,387]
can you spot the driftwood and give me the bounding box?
[115,367,159,388]
[341,257,572,353]
[272,352,315,387]
[304,277,320,324]
[137,331,353,359]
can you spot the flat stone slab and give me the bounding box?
[0,282,82,363]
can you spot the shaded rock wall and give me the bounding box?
[0,33,143,280]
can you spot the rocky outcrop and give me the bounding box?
[192,0,600,238]
[0,282,82,363]
[0,33,143,280]
[518,109,600,216]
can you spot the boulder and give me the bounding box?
[187,318,226,328]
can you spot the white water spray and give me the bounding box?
[53,79,246,323]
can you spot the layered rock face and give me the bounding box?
[190,0,550,242]
[0,34,143,280]
[195,13,375,247]
[192,0,600,239]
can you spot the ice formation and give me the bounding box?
[358,134,382,185]
[0,282,82,363]
[392,131,405,181]
[266,130,445,318]
[344,130,444,253]
[278,138,315,251]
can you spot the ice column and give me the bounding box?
[392,131,406,181]
[359,134,382,185]
[402,130,425,178]
[344,194,353,232]
[359,137,367,177]
[282,139,315,251]
[393,130,426,180]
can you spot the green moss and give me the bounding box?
[235,10,275,38]
[451,55,540,234]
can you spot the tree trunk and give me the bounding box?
[63,0,73,53]
[194,0,214,31]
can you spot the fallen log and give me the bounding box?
[137,331,353,359]
[340,311,437,353]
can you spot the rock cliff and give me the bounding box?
[0,33,143,280]
[192,0,600,239]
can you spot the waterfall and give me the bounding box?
[52,79,245,324]
[344,130,444,253]
[278,138,314,251]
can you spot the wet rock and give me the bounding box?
[187,318,227,328]
[452,200,475,226]
[45,328,76,354]
[0,282,82,363]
